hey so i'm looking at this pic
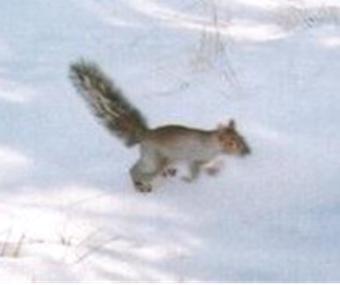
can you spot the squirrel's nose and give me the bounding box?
[243,145,251,155]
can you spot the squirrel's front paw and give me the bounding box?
[134,181,152,193]
[161,168,177,178]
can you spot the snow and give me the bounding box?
[1,0,340,282]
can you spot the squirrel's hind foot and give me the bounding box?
[134,181,152,193]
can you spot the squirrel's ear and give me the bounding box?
[228,119,236,129]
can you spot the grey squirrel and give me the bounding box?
[70,60,251,192]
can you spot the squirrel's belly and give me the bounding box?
[159,144,215,162]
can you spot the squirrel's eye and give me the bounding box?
[227,141,237,148]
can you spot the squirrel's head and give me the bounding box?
[216,119,251,156]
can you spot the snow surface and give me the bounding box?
[1,0,340,282]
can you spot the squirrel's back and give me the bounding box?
[144,125,214,145]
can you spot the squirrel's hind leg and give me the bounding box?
[130,151,166,193]
[130,161,154,192]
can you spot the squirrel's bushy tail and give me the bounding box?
[69,60,148,146]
